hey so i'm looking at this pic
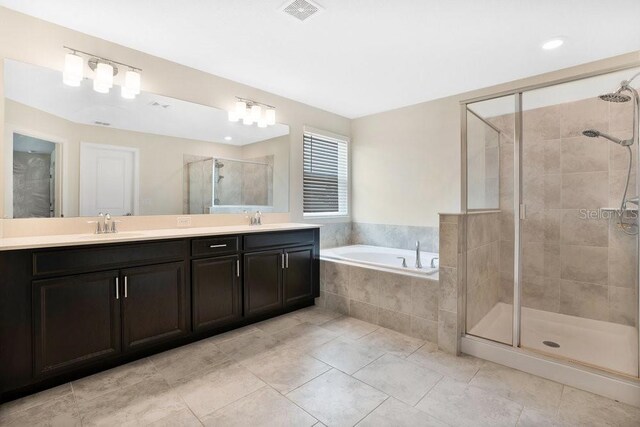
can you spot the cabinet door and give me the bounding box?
[244,249,283,316]
[192,255,241,332]
[33,271,121,376]
[284,246,314,306]
[122,262,188,351]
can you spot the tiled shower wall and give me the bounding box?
[490,95,638,327]
[466,212,501,330]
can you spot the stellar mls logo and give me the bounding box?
[578,208,638,220]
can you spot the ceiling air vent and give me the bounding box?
[281,0,322,22]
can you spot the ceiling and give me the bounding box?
[4,60,289,146]
[1,0,639,118]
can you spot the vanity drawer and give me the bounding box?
[191,236,239,257]
[33,240,187,277]
[243,229,315,251]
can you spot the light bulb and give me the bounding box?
[265,108,276,126]
[235,100,247,118]
[94,62,113,94]
[124,70,141,95]
[63,52,83,87]
[251,105,262,122]
[228,110,239,122]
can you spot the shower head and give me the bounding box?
[582,129,633,146]
[599,92,631,103]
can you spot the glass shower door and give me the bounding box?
[465,94,516,346]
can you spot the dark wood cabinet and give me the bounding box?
[284,246,314,306]
[244,249,283,316]
[1,227,319,402]
[122,262,188,351]
[192,255,241,332]
[33,271,121,376]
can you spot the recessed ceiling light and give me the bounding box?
[224,136,232,141]
[542,38,564,50]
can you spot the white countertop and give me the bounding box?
[0,222,320,251]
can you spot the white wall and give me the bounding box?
[0,6,351,236]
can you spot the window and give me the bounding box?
[303,129,348,217]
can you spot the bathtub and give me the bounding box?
[321,244,438,276]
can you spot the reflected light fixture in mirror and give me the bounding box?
[229,97,277,127]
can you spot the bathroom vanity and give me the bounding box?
[0,224,320,401]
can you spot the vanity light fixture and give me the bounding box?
[228,97,277,127]
[63,51,83,87]
[62,46,142,98]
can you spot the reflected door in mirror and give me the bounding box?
[80,143,137,216]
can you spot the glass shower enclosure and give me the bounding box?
[463,66,640,378]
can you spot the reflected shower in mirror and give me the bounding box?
[2,59,290,218]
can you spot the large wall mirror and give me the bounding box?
[2,59,290,218]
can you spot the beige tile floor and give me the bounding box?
[1,306,639,426]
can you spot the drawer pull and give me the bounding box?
[115,277,119,299]
[209,244,228,248]
[236,259,240,277]
[124,276,128,298]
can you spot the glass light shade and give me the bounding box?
[63,53,83,87]
[94,62,114,93]
[121,85,135,99]
[257,118,267,128]
[235,100,247,118]
[251,105,262,122]
[124,70,141,95]
[265,108,276,125]
[228,110,239,122]
[93,79,110,94]
[242,110,254,125]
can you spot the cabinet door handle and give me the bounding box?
[281,253,285,269]
[285,252,289,269]
[115,277,119,300]
[124,276,128,298]
[209,244,227,248]
[236,259,240,277]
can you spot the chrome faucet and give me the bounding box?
[91,212,120,234]
[415,241,423,269]
[96,212,105,234]
[430,257,439,268]
[250,210,262,226]
[397,257,407,268]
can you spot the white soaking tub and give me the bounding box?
[321,244,438,276]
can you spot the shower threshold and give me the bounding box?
[468,302,638,377]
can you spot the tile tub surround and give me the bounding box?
[489,96,638,327]
[351,222,439,253]
[319,221,353,249]
[2,308,639,426]
[316,260,440,345]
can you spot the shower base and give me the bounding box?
[468,302,638,377]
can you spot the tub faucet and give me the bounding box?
[415,241,423,269]
[430,257,439,268]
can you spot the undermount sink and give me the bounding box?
[78,232,146,240]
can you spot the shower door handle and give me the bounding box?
[520,203,527,220]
